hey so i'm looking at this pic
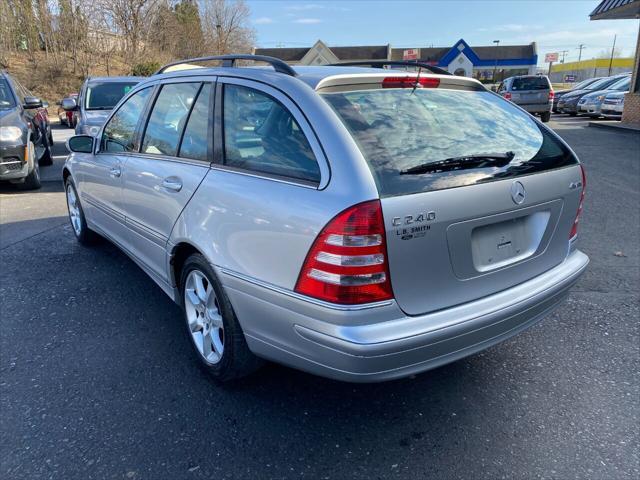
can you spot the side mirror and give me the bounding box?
[42,101,49,108]
[61,97,78,111]
[67,135,94,154]
[23,96,43,109]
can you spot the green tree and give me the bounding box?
[174,0,205,57]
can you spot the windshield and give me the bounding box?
[610,77,631,91]
[512,77,550,91]
[587,76,623,91]
[0,79,16,109]
[573,78,599,90]
[85,81,138,110]
[322,88,577,196]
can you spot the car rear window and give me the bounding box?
[321,88,577,197]
[0,79,16,109]
[511,77,550,90]
[86,82,139,110]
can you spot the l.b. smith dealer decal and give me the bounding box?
[392,211,436,240]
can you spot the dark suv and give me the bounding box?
[0,71,53,189]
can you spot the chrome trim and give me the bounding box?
[209,164,319,189]
[125,217,167,247]
[82,193,125,223]
[218,267,394,311]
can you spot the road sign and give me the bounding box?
[564,74,576,82]
[545,53,559,63]
[403,49,419,61]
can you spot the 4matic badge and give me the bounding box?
[392,211,436,240]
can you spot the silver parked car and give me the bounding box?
[497,75,553,122]
[601,90,626,119]
[62,55,589,382]
[62,76,142,137]
[578,75,630,117]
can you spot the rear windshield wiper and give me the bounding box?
[400,151,515,175]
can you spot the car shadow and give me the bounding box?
[0,180,64,195]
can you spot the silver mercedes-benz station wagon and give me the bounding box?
[62,55,589,382]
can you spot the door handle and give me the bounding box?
[109,166,121,178]
[161,178,182,192]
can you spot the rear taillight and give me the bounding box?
[569,164,586,239]
[504,92,512,101]
[295,200,393,305]
[382,77,440,89]
[549,90,555,100]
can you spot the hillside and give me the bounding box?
[3,52,132,115]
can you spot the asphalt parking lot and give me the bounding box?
[1,116,638,479]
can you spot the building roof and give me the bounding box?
[590,0,640,19]
[255,45,389,62]
[253,47,309,62]
[257,39,537,68]
[330,45,389,60]
[390,44,535,62]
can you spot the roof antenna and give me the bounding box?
[411,66,422,95]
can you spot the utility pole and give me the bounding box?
[608,34,617,76]
[559,50,569,63]
[577,44,586,63]
[492,40,500,84]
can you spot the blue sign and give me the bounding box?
[564,75,576,82]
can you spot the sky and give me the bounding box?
[246,0,639,66]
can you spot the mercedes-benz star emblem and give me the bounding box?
[510,181,526,205]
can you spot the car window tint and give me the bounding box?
[142,83,200,157]
[0,78,16,108]
[322,88,577,196]
[223,84,320,183]
[85,82,138,110]
[179,83,211,161]
[101,88,151,153]
[511,77,550,90]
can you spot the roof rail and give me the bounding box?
[154,54,297,76]
[329,61,452,76]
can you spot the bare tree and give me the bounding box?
[97,0,161,64]
[201,0,255,55]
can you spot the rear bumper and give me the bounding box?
[220,250,589,382]
[520,103,552,114]
[0,144,29,181]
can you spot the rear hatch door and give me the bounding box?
[511,76,550,105]
[321,81,581,315]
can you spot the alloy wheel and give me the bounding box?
[184,270,224,364]
[66,183,82,236]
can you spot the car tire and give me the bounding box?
[17,142,41,190]
[48,130,54,147]
[64,178,99,245]
[180,253,263,382]
[540,112,551,123]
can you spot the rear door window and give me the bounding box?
[322,87,577,197]
[179,83,212,161]
[223,84,320,184]
[142,82,200,157]
[511,77,550,91]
